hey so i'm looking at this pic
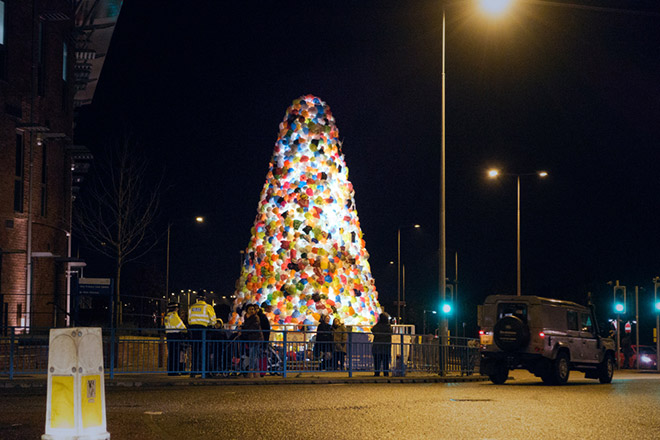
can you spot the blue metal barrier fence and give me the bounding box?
[0,327,479,379]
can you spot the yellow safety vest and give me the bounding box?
[165,311,186,333]
[188,301,216,327]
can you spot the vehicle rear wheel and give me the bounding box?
[598,353,614,384]
[547,351,570,385]
[489,362,509,385]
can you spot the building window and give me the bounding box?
[14,133,24,212]
[40,187,48,217]
[41,142,47,216]
[15,133,23,176]
[41,142,47,183]
[37,21,44,96]
[62,42,67,80]
[0,1,5,45]
[0,1,6,81]
[567,310,579,331]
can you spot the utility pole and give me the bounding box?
[654,277,660,372]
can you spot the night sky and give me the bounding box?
[75,0,660,333]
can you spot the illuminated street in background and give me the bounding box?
[2,371,660,439]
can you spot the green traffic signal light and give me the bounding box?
[655,301,660,312]
[614,303,624,313]
[441,303,452,314]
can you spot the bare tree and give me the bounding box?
[76,135,161,326]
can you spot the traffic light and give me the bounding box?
[442,284,454,315]
[441,302,452,315]
[655,300,660,313]
[614,286,626,314]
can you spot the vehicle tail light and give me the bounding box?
[539,332,545,338]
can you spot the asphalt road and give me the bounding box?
[2,371,659,439]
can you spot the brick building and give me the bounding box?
[0,0,120,330]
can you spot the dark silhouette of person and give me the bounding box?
[621,333,633,369]
[371,313,392,376]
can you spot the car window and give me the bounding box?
[497,303,528,323]
[580,313,593,334]
[567,310,579,331]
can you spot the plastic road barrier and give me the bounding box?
[42,327,110,440]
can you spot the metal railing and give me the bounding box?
[0,327,480,379]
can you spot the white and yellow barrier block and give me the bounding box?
[42,327,110,440]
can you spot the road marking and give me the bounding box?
[449,399,492,402]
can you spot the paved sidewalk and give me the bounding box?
[0,371,487,391]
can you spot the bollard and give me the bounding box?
[42,327,110,440]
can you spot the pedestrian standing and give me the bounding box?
[332,317,347,370]
[164,303,187,375]
[316,314,333,370]
[371,312,392,377]
[239,304,264,379]
[257,304,272,343]
[621,333,633,369]
[207,318,227,375]
[187,292,216,377]
[257,304,272,376]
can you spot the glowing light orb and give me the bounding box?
[231,95,383,329]
[479,0,513,16]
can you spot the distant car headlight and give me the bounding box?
[641,355,652,364]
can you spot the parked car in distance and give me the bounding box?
[618,345,658,369]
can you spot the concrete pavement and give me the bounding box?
[0,371,488,392]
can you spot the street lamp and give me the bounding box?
[166,216,205,301]
[487,169,548,295]
[397,224,420,323]
[478,0,514,16]
[439,0,515,344]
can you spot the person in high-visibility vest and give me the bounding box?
[164,303,187,375]
[188,293,216,377]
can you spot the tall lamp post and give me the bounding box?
[487,169,548,295]
[397,224,420,324]
[654,277,660,372]
[439,0,514,342]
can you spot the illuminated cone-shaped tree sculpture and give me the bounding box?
[230,95,383,329]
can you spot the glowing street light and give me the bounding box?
[487,169,548,295]
[439,0,514,346]
[478,0,515,16]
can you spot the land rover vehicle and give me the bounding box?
[478,295,615,385]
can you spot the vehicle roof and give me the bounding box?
[483,294,589,311]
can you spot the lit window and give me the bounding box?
[62,42,67,80]
[0,1,5,45]
[0,1,6,81]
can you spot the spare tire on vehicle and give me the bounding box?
[493,315,530,352]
